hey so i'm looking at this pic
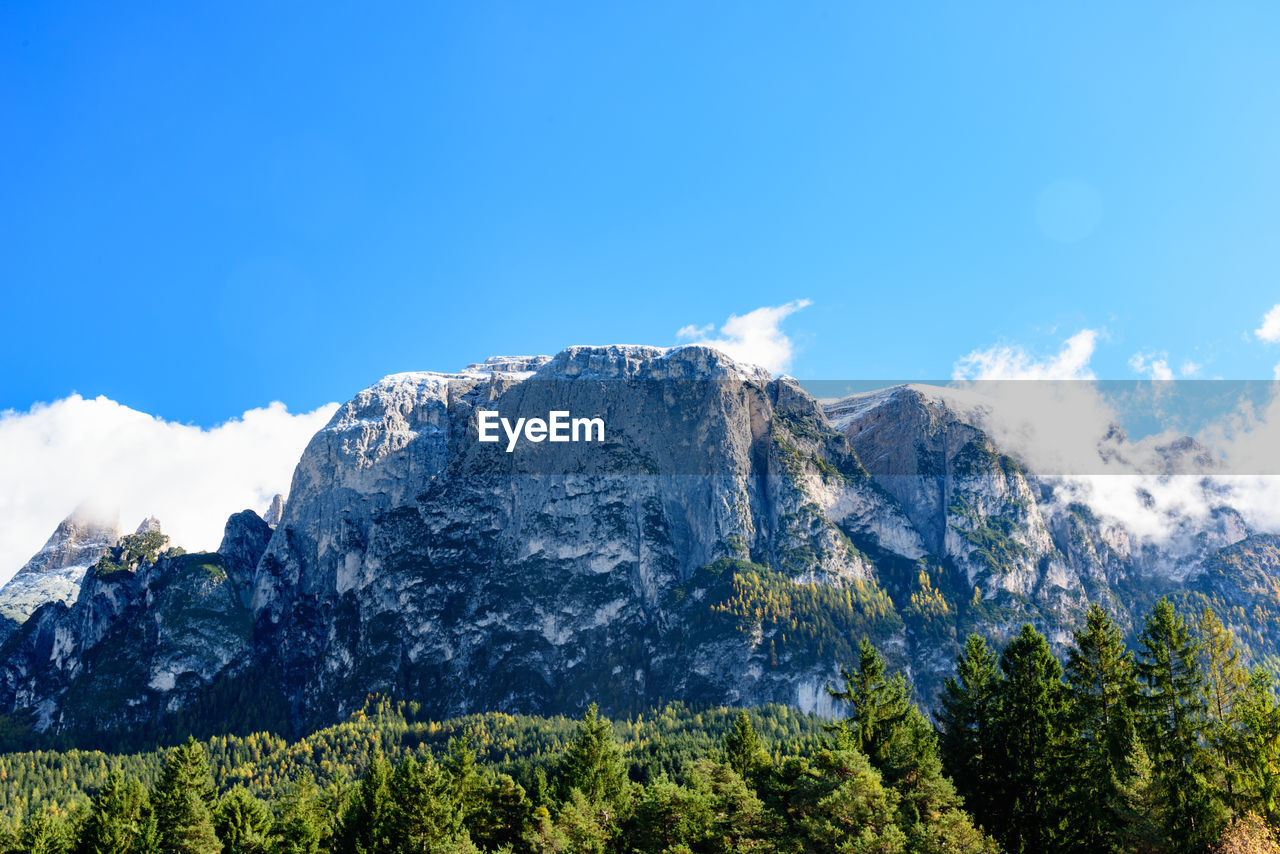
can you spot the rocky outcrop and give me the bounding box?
[218,511,273,608]
[264,495,285,528]
[0,509,121,631]
[3,355,1280,743]
[0,526,255,736]
[251,346,922,729]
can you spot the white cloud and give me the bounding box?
[676,299,812,374]
[1256,305,1280,342]
[1180,360,1202,377]
[951,329,1098,380]
[1129,351,1175,381]
[0,395,338,583]
[939,327,1280,552]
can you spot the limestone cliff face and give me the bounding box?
[3,356,1280,742]
[0,513,269,735]
[0,509,121,632]
[825,384,1266,660]
[252,346,921,729]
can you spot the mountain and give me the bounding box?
[0,346,1277,746]
[0,508,120,641]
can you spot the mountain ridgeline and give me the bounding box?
[0,345,1275,747]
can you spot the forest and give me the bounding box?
[0,597,1278,853]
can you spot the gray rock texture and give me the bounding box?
[2,351,1279,743]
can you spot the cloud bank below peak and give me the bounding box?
[0,395,338,584]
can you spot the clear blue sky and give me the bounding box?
[5,2,1280,425]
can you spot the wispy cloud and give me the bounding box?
[0,396,337,582]
[676,299,812,374]
[1129,351,1175,381]
[951,329,1099,380]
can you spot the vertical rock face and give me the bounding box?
[4,359,1280,743]
[218,511,274,608]
[264,495,285,528]
[0,519,260,736]
[252,346,922,728]
[0,509,121,629]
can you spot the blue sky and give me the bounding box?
[5,2,1280,427]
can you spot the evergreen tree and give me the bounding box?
[270,778,325,854]
[939,633,1001,834]
[1061,603,1141,853]
[829,638,965,840]
[627,760,764,854]
[151,737,222,854]
[213,787,271,854]
[76,771,155,854]
[722,711,766,780]
[1200,606,1251,805]
[828,639,914,772]
[18,809,72,854]
[385,754,459,853]
[1228,669,1280,826]
[467,773,532,854]
[1135,597,1224,850]
[334,749,394,854]
[442,736,481,834]
[993,623,1067,854]
[556,704,630,818]
[787,747,907,854]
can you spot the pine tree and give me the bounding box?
[787,747,908,854]
[442,736,481,835]
[467,773,532,853]
[723,711,766,780]
[334,749,394,853]
[1228,669,1280,826]
[939,634,1000,833]
[1061,603,1141,853]
[1135,597,1225,850]
[271,777,326,854]
[828,638,963,837]
[213,786,272,854]
[76,771,156,854]
[993,623,1067,854]
[556,704,629,818]
[19,809,72,854]
[828,639,913,772]
[386,754,458,853]
[152,737,222,854]
[1200,606,1251,805]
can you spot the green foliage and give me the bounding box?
[75,771,155,854]
[91,532,169,580]
[828,639,974,847]
[939,634,1001,835]
[213,786,271,854]
[555,704,629,820]
[151,737,220,854]
[722,711,767,781]
[679,559,901,667]
[1136,598,1226,850]
[1060,604,1142,854]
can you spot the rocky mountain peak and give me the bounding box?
[218,510,273,607]
[264,494,285,527]
[134,516,162,535]
[0,507,122,628]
